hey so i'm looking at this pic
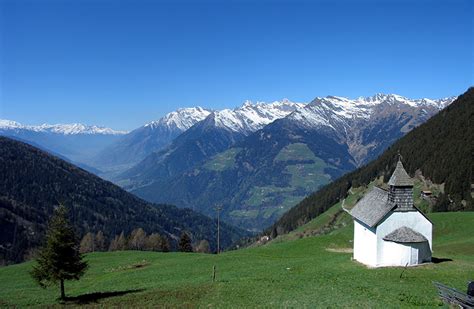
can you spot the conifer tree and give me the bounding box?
[30,205,88,300]
[179,232,193,252]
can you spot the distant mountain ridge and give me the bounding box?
[121,93,456,231]
[0,119,127,135]
[0,120,127,168]
[92,107,212,171]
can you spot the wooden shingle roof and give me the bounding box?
[388,159,414,187]
[349,187,394,227]
[383,226,428,243]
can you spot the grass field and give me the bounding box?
[0,212,472,307]
[203,148,242,171]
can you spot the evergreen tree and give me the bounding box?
[30,205,88,300]
[179,232,193,252]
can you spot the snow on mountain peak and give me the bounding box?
[0,119,127,135]
[145,107,212,131]
[291,93,456,130]
[0,119,23,129]
[211,99,305,133]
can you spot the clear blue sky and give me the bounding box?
[1,0,473,130]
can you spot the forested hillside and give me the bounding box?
[269,87,473,236]
[0,137,249,264]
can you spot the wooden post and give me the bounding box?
[60,279,65,300]
[212,265,216,282]
[214,205,222,254]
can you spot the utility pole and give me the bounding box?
[214,205,222,254]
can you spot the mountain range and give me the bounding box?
[115,94,455,230]
[1,94,456,232]
[116,99,304,187]
[0,120,127,172]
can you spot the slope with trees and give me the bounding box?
[0,137,249,264]
[268,87,473,236]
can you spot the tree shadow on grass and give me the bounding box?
[431,257,453,264]
[64,288,145,304]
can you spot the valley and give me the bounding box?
[2,2,472,307]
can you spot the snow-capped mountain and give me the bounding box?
[0,119,127,135]
[117,99,304,187]
[144,107,212,131]
[92,107,212,172]
[287,94,456,164]
[210,99,305,133]
[123,93,457,231]
[289,94,456,131]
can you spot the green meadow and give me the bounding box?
[0,212,472,307]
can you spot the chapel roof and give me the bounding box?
[383,226,428,243]
[349,187,394,227]
[388,159,414,187]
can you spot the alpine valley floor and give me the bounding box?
[0,212,472,307]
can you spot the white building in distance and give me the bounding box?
[349,158,433,267]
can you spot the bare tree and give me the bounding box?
[108,235,119,251]
[116,232,127,251]
[79,232,95,253]
[129,228,147,250]
[145,233,162,251]
[95,230,106,251]
[195,239,210,253]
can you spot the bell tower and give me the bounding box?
[388,155,414,211]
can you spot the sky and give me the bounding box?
[1,0,473,131]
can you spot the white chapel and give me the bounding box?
[349,158,433,267]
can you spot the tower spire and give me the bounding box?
[388,154,414,211]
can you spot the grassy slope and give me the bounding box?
[0,212,472,307]
[230,143,334,221]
